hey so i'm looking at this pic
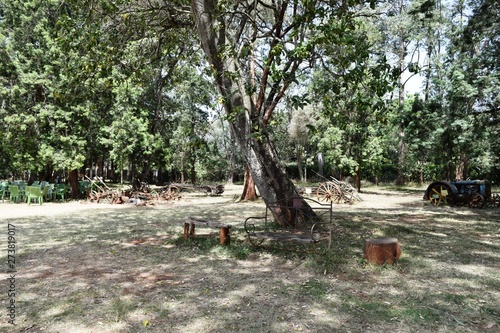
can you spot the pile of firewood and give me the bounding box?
[87,177,122,203]
[133,184,182,203]
[86,178,181,204]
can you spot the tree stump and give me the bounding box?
[183,223,191,240]
[220,226,230,245]
[363,237,401,265]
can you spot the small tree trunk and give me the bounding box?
[317,152,324,177]
[227,138,236,184]
[297,148,304,182]
[241,164,257,201]
[68,169,80,199]
[455,155,467,180]
[355,168,362,192]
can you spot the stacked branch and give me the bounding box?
[86,177,123,203]
[162,183,225,196]
[86,178,181,204]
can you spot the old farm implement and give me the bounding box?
[162,183,225,196]
[423,179,500,208]
[244,196,334,253]
[315,177,362,204]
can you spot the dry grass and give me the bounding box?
[0,185,498,333]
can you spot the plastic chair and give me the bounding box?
[41,185,50,202]
[8,186,22,203]
[0,181,9,202]
[27,186,43,205]
[78,181,91,198]
[46,184,55,201]
[19,183,27,200]
[54,184,66,202]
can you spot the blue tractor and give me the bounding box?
[423,179,499,208]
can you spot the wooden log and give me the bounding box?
[183,223,190,240]
[363,237,401,265]
[220,226,231,245]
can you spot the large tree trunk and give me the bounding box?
[396,0,406,186]
[243,133,300,226]
[192,0,306,226]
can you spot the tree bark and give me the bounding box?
[297,147,304,182]
[68,169,80,199]
[227,136,236,184]
[396,0,406,186]
[455,155,467,180]
[317,152,324,177]
[355,168,361,192]
[241,164,257,201]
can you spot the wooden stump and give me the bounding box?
[183,223,196,239]
[183,223,190,239]
[363,237,401,265]
[220,226,230,245]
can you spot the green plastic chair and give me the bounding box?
[22,186,30,203]
[0,181,9,202]
[41,185,50,202]
[78,180,91,197]
[27,186,43,205]
[8,185,22,203]
[46,184,55,201]
[19,183,27,200]
[54,184,66,202]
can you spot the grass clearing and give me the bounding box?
[0,185,498,332]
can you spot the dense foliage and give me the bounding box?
[0,0,498,186]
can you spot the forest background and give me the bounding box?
[1,0,498,195]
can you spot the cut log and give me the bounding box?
[220,226,230,245]
[363,237,401,265]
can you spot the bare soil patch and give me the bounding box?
[0,184,498,332]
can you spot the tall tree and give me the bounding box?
[0,0,92,192]
[442,0,499,180]
[379,0,428,185]
[191,0,374,225]
[288,106,314,182]
[309,5,393,191]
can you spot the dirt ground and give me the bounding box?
[0,184,499,333]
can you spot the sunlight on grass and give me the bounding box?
[1,189,498,333]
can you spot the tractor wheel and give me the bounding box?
[428,183,453,206]
[468,193,485,208]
